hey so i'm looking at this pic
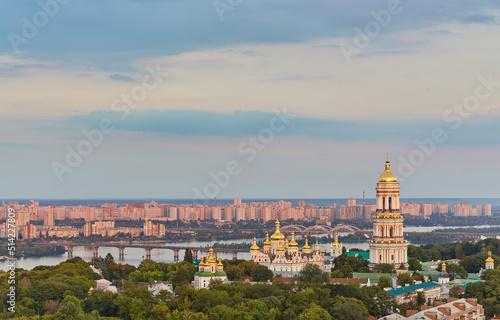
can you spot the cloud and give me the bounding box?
[65,109,500,146]
[458,14,497,24]
[109,74,135,82]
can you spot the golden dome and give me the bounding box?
[276,243,285,254]
[207,248,217,264]
[486,251,494,264]
[199,257,206,267]
[264,233,271,247]
[379,158,398,183]
[217,257,223,266]
[250,237,260,252]
[331,233,342,248]
[288,232,299,248]
[271,220,285,242]
[302,238,311,252]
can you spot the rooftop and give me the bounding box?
[387,281,441,296]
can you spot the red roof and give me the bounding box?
[329,278,367,284]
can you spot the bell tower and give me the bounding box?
[369,156,408,267]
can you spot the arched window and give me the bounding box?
[383,197,386,211]
[388,197,392,211]
[389,227,393,238]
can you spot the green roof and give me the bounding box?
[345,251,370,260]
[445,279,483,289]
[195,271,227,277]
[352,273,396,283]
[387,282,441,296]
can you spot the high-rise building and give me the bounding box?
[347,197,356,206]
[44,211,54,226]
[485,204,492,216]
[369,158,408,267]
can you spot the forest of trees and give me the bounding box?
[4,238,500,319]
[1,255,399,320]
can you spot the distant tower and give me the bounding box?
[363,191,366,205]
[369,157,408,267]
[330,233,343,258]
[438,263,450,284]
[486,251,495,270]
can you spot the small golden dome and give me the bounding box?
[486,251,494,264]
[207,248,217,264]
[264,233,271,247]
[276,243,285,254]
[250,237,260,252]
[217,257,223,266]
[379,158,398,183]
[289,232,299,248]
[199,257,205,267]
[271,220,285,242]
[303,238,311,252]
[331,233,342,248]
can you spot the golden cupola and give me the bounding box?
[378,158,398,183]
[271,220,285,242]
[486,251,494,264]
[250,237,260,252]
[276,243,285,255]
[288,232,299,248]
[264,233,271,248]
[207,248,217,265]
[217,257,223,267]
[303,238,311,253]
[331,233,342,248]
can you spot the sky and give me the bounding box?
[1,0,500,200]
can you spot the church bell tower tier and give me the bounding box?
[369,157,408,267]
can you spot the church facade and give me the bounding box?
[369,157,408,267]
[250,220,326,274]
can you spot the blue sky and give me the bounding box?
[0,0,500,199]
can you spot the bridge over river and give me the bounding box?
[37,241,247,261]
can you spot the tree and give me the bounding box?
[192,290,230,314]
[445,263,468,280]
[184,249,193,263]
[416,292,426,306]
[331,301,367,320]
[298,304,332,320]
[377,276,392,289]
[247,299,270,320]
[252,265,274,282]
[430,248,442,261]
[408,257,422,271]
[340,265,353,278]
[53,295,84,320]
[397,272,413,286]
[373,264,396,274]
[412,271,425,282]
[297,263,325,283]
[151,301,171,320]
[330,270,344,278]
[225,265,244,281]
[455,244,465,260]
